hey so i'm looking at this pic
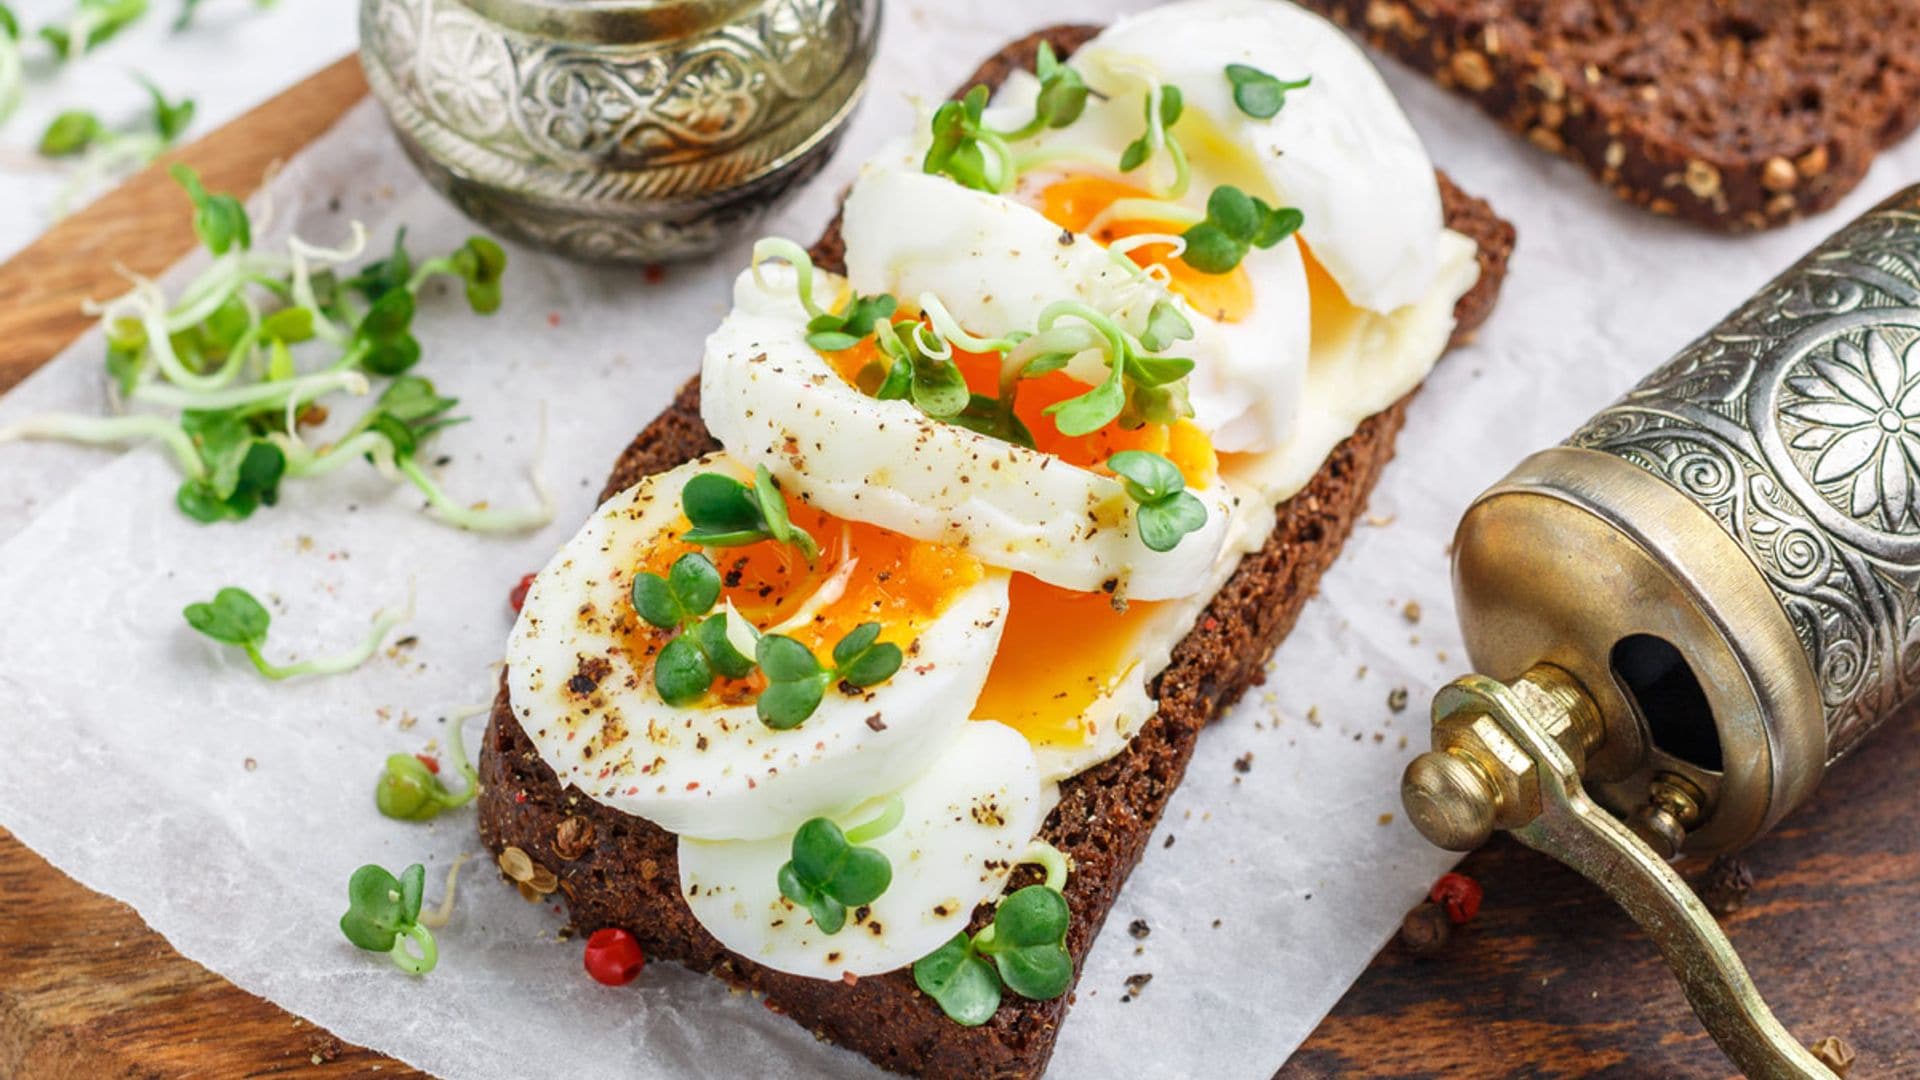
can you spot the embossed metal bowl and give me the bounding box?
[358,0,878,263]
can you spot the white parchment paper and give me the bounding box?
[5,3,1920,1077]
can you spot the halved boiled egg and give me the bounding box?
[998,0,1447,316]
[700,257,1237,602]
[505,454,1010,841]
[678,720,1052,979]
[840,167,1309,456]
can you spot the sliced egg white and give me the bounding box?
[700,261,1237,602]
[505,454,1010,842]
[842,166,1312,455]
[678,720,1053,979]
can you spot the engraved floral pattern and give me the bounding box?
[1783,329,1920,529]
[1570,197,1920,760]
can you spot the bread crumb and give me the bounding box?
[1378,812,1395,826]
[1402,600,1421,624]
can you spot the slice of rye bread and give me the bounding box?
[478,24,1515,1080]
[1299,0,1920,231]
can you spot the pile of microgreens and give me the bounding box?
[630,465,904,727]
[924,45,1311,275]
[0,166,551,533]
[752,235,1208,554]
[914,841,1073,1025]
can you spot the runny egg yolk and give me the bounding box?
[822,328,1218,489]
[1035,175,1254,325]
[623,494,983,706]
[971,573,1159,748]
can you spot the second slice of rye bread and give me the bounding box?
[1302,0,1920,230]
[478,24,1516,1080]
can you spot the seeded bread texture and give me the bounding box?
[478,23,1515,1080]
[1299,0,1920,230]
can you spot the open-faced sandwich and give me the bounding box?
[480,2,1515,1075]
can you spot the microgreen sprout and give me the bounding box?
[171,162,250,254]
[1225,63,1310,119]
[869,312,971,418]
[1180,184,1303,274]
[39,0,147,59]
[339,862,439,976]
[923,44,1091,193]
[38,109,102,156]
[924,85,1017,193]
[631,552,755,705]
[1016,300,1195,436]
[776,797,902,935]
[1118,81,1190,199]
[182,585,410,680]
[1002,42,1090,140]
[912,842,1075,1025]
[1,168,539,533]
[376,711,482,822]
[754,622,903,730]
[680,465,819,561]
[1106,449,1209,552]
[753,237,897,353]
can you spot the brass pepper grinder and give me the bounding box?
[1403,186,1920,1079]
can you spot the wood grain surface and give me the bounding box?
[1282,707,1920,1079]
[3,44,1914,1080]
[0,54,418,1078]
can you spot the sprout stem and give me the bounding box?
[133,368,368,413]
[387,922,438,976]
[416,853,474,930]
[244,591,412,680]
[1021,840,1071,892]
[0,412,206,478]
[844,794,906,845]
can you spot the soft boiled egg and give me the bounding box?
[505,454,1010,841]
[678,720,1052,979]
[996,0,1447,317]
[700,257,1238,602]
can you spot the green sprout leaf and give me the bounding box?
[1225,63,1310,119]
[354,289,420,376]
[680,467,818,560]
[977,885,1073,1000]
[777,815,894,936]
[1107,449,1208,553]
[1030,42,1089,130]
[630,552,754,704]
[176,409,286,522]
[446,236,506,314]
[140,75,194,142]
[805,292,896,352]
[339,862,438,976]
[1179,184,1302,274]
[754,621,899,729]
[169,163,250,254]
[912,875,1074,1025]
[40,0,147,59]
[914,932,1003,1026]
[38,109,102,156]
[375,716,480,822]
[923,84,1016,193]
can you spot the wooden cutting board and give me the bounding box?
[3,51,1915,1080]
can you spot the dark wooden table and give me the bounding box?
[4,51,1916,1080]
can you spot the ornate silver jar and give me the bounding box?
[358,0,879,263]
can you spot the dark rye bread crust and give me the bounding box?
[478,24,1514,1079]
[1300,0,1920,231]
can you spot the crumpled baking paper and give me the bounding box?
[5,2,1920,1076]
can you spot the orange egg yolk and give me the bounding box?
[821,328,1217,490]
[970,572,1160,748]
[1036,174,1255,325]
[624,492,983,706]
